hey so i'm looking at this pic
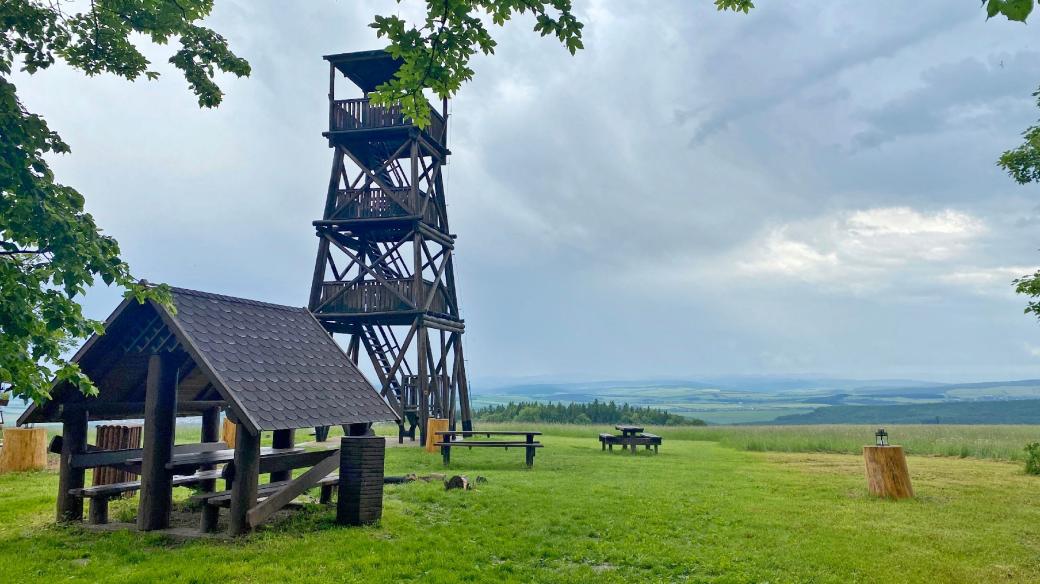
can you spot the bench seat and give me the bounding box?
[69,469,224,525]
[435,434,543,467]
[433,441,544,448]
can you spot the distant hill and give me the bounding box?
[769,400,1040,425]
[470,376,1040,424]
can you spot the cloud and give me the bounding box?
[735,207,985,292]
[853,52,1040,150]
[11,0,1040,381]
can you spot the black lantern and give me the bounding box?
[875,428,888,446]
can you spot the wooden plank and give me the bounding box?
[59,400,226,417]
[163,446,301,471]
[137,353,178,531]
[432,428,540,432]
[73,441,229,470]
[246,451,339,528]
[432,441,543,447]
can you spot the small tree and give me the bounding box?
[1025,442,1040,475]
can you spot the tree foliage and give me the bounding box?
[1,0,249,403]
[369,0,585,128]
[474,400,706,426]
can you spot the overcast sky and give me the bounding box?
[15,1,1040,383]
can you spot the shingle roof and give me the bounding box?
[19,287,398,431]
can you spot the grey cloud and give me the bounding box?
[13,0,1040,382]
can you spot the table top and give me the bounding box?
[615,425,644,432]
[434,430,542,436]
[157,446,304,471]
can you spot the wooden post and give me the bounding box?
[56,410,88,522]
[0,427,48,472]
[138,353,178,531]
[229,423,260,536]
[863,445,914,499]
[425,418,449,453]
[270,429,295,483]
[221,417,237,448]
[416,325,429,446]
[525,433,535,467]
[200,407,220,492]
[88,498,109,525]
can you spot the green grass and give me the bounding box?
[469,422,1040,462]
[1,425,1039,582]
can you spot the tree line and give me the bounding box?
[473,400,705,426]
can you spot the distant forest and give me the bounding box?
[473,400,705,426]
[769,399,1040,425]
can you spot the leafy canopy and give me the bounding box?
[369,0,756,128]
[1,0,248,403]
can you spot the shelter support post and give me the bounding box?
[270,429,295,482]
[200,407,221,492]
[229,423,260,536]
[56,409,88,522]
[138,353,178,531]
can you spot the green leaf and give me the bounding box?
[985,0,1035,21]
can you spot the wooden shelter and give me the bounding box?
[20,286,397,535]
[309,49,474,443]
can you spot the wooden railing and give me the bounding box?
[330,98,446,143]
[318,279,448,315]
[333,187,438,224]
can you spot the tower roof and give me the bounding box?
[324,49,403,93]
[19,287,398,431]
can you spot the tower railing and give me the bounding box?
[318,279,449,315]
[333,187,438,224]
[330,98,445,142]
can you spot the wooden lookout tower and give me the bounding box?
[309,50,473,443]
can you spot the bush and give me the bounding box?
[1025,442,1040,475]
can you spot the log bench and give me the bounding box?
[434,431,543,467]
[69,469,224,524]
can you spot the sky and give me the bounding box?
[13,1,1040,384]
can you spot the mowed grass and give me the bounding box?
[477,422,1040,462]
[1,426,1039,582]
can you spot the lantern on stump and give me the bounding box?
[863,428,913,499]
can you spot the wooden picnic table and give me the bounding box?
[601,426,661,455]
[434,430,543,467]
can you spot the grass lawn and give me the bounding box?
[1,427,1039,582]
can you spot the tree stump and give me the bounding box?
[425,418,449,453]
[0,427,48,473]
[863,445,914,499]
[222,418,237,449]
[445,475,470,490]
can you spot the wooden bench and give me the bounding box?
[435,431,543,467]
[191,447,340,532]
[68,469,224,524]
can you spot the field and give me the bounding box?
[1,424,1040,582]
[472,378,1040,424]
